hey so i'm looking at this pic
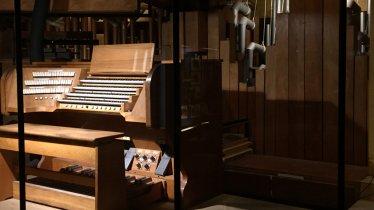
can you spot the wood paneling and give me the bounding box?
[254,70,265,153]
[220,0,368,166]
[323,0,339,162]
[229,62,239,123]
[220,40,231,123]
[345,26,356,164]
[264,46,277,155]
[274,14,289,157]
[353,55,369,166]
[208,11,220,59]
[288,0,305,159]
[304,0,324,161]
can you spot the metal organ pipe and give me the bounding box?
[243,42,266,85]
[246,42,266,70]
[239,16,256,53]
[276,0,283,13]
[369,0,371,37]
[271,0,277,45]
[360,11,368,33]
[284,0,290,13]
[232,0,251,26]
[347,0,354,8]
[359,11,369,53]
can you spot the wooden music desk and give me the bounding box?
[0,123,126,210]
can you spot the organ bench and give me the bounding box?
[0,123,126,210]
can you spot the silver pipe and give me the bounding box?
[247,42,266,69]
[232,0,251,26]
[243,42,266,85]
[272,0,277,45]
[239,16,256,54]
[266,24,271,46]
[284,0,290,13]
[369,0,371,37]
[369,0,371,14]
[277,0,283,13]
[347,0,354,8]
[360,11,368,34]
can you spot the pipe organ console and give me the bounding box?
[0,43,222,209]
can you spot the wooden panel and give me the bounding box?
[345,26,356,164]
[224,170,271,198]
[0,150,17,200]
[208,11,220,59]
[353,55,369,166]
[220,40,231,123]
[254,70,264,153]
[304,0,323,161]
[272,177,359,209]
[56,0,138,13]
[0,199,60,210]
[13,181,95,210]
[229,62,239,122]
[274,14,289,157]
[90,43,155,74]
[288,0,305,159]
[95,141,126,209]
[0,0,35,11]
[225,154,368,184]
[25,167,95,187]
[0,137,96,163]
[184,11,208,53]
[323,0,339,162]
[264,46,277,155]
[238,81,248,122]
[0,123,123,146]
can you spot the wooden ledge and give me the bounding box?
[0,198,60,210]
[225,154,368,184]
[0,123,124,147]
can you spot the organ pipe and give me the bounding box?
[232,0,251,26]
[238,16,256,54]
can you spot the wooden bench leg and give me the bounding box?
[0,150,17,200]
[95,141,126,210]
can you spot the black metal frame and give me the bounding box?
[172,0,181,209]
[14,0,26,209]
[11,0,348,209]
[338,0,347,209]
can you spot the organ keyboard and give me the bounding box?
[1,67,86,113]
[57,76,145,113]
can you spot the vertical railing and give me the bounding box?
[338,0,347,209]
[14,0,26,209]
[173,0,181,209]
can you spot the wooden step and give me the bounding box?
[0,198,60,210]
[223,141,252,154]
[13,180,95,210]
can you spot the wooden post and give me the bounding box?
[82,17,88,60]
[103,19,109,45]
[122,19,127,44]
[72,17,79,60]
[130,18,135,43]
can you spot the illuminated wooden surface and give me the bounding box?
[0,123,126,209]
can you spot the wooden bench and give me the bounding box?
[224,154,368,209]
[0,123,126,210]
